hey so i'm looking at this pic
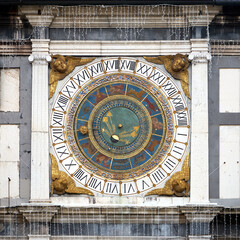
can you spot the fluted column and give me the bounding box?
[188,39,211,204]
[29,40,51,202]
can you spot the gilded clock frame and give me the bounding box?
[50,56,190,197]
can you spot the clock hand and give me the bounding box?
[119,126,139,138]
[102,128,111,137]
[108,113,116,133]
[106,111,116,133]
[103,112,115,134]
[119,139,130,144]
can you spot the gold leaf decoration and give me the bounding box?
[49,55,95,99]
[145,153,190,197]
[50,153,94,196]
[144,54,190,99]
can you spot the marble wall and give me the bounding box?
[219,126,240,199]
[0,69,19,112]
[219,69,240,113]
[0,125,19,198]
[0,68,20,199]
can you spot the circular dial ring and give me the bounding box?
[67,75,173,180]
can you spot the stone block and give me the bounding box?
[0,68,19,112]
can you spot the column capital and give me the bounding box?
[180,205,222,223]
[19,205,60,239]
[188,52,211,64]
[28,54,52,64]
[18,205,60,223]
[29,39,51,64]
[25,15,54,28]
[189,39,211,63]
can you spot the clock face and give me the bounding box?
[50,57,190,196]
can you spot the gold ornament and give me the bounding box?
[49,55,95,99]
[145,153,190,197]
[50,153,94,196]
[144,54,190,99]
[78,125,88,135]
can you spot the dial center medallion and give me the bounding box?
[88,95,152,159]
[101,107,140,147]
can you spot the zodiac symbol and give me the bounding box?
[127,89,145,100]
[148,139,159,153]
[144,98,158,115]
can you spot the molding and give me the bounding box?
[51,237,186,240]
[188,236,211,240]
[0,40,31,56]
[0,207,19,222]
[28,235,51,240]
[52,206,186,224]
[210,40,240,56]
[0,238,27,240]
[49,40,191,56]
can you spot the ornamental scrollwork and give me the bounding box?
[50,153,94,196]
[49,55,95,99]
[144,54,190,99]
[145,153,189,197]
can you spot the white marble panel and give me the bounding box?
[0,161,19,198]
[0,69,19,112]
[219,126,240,199]
[0,125,19,162]
[0,125,20,198]
[219,69,240,113]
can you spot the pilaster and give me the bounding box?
[188,39,211,204]
[29,40,51,203]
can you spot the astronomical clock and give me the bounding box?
[49,56,190,197]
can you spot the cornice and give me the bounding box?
[19,5,222,29]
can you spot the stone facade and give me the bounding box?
[0,3,240,239]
